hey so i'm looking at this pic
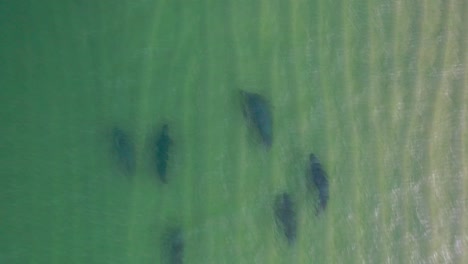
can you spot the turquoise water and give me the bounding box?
[1,1,467,263]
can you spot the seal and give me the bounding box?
[111,127,135,175]
[274,192,297,244]
[154,124,173,183]
[240,90,273,148]
[308,154,329,214]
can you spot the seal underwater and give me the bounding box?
[240,90,273,148]
[111,127,135,175]
[308,154,329,214]
[154,124,173,183]
[162,227,184,264]
[274,192,297,244]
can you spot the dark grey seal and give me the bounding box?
[274,192,297,245]
[154,124,172,183]
[111,127,135,175]
[240,90,273,148]
[308,154,329,214]
[162,227,184,264]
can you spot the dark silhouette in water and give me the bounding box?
[154,124,172,183]
[111,127,135,175]
[162,228,184,264]
[274,193,297,244]
[240,90,273,148]
[308,154,329,214]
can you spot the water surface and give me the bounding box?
[0,1,467,263]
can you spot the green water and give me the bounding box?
[1,0,467,263]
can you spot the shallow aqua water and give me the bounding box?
[0,1,467,263]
